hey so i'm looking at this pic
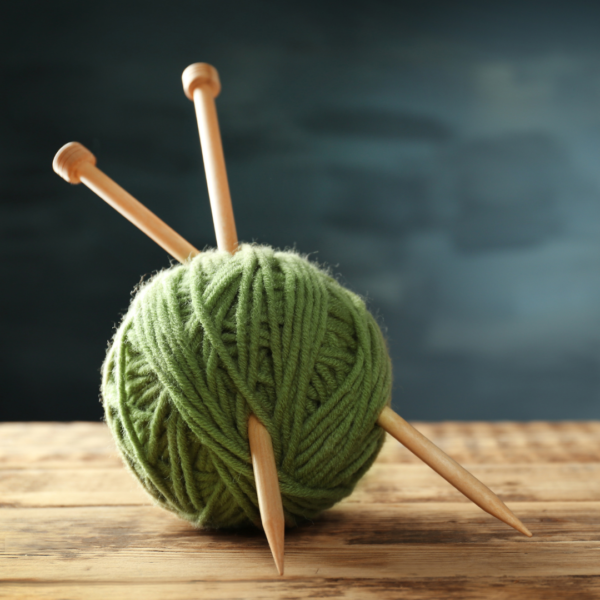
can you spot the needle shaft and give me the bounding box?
[52,142,199,263]
[183,62,285,574]
[378,406,532,537]
[248,415,285,575]
[54,140,286,571]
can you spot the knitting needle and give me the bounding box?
[54,140,285,574]
[182,63,285,574]
[52,142,199,263]
[181,62,531,540]
[53,142,287,571]
[53,143,532,539]
[182,63,238,254]
[248,415,285,575]
[377,407,532,536]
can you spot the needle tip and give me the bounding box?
[509,517,533,537]
[275,554,285,576]
[265,520,285,575]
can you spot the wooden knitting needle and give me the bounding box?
[53,141,532,540]
[248,414,285,575]
[377,408,532,537]
[182,63,285,574]
[182,63,238,254]
[181,62,531,540]
[182,61,531,540]
[53,142,286,573]
[52,142,199,263]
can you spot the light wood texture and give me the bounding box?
[182,63,238,254]
[183,62,284,573]
[52,142,200,263]
[1,422,599,599]
[248,415,285,575]
[378,407,531,537]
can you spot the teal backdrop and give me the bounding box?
[2,0,600,421]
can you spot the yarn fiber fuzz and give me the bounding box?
[102,244,392,529]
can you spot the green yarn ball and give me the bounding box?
[102,244,392,529]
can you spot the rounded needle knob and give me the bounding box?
[53,142,96,184]
[182,63,221,100]
[52,142,199,264]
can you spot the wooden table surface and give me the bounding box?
[1,421,599,599]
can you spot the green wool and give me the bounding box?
[102,244,392,529]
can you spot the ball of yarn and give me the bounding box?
[102,244,392,528]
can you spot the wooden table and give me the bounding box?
[1,422,599,599]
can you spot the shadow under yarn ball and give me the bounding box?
[102,244,392,528]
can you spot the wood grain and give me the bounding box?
[1,422,599,598]
[0,578,598,600]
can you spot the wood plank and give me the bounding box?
[349,463,600,503]
[3,501,597,548]
[3,422,600,468]
[0,468,147,507]
[0,423,111,447]
[1,577,600,600]
[2,422,599,599]
[377,422,600,464]
[2,463,599,507]
[0,423,119,469]
[3,540,600,581]
[0,503,598,580]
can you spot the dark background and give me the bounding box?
[2,1,600,422]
